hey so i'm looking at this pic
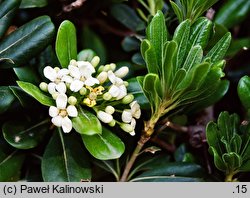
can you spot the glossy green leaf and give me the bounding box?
[17,81,54,106]
[42,129,91,182]
[81,26,107,64]
[0,86,15,114]
[0,150,25,181]
[77,49,96,62]
[72,108,102,135]
[215,0,250,29]
[131,52,145,66]
[0,0,21,38]
[56,20,77,68]
[0,16,55,68]
[205,32,231,63]
[222,152,242,171]
[20,0,48,8]
[131,162,205,182]
[127,78,150,109]
[170,1,183,22]
[226,38,250,57]
[238,75,250,110]
[173,19,191,70]
[110,4,145,31]
[182,45,203,72]
[13,66,40,84]
[2,119,49,149]
[82,127,125,160]
[122,36,140,52]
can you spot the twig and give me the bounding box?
[62,0,87,13]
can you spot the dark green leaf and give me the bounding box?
[127,78,150,109]
[226,38,250,57]
[2,119,49,149]
[72,108,102,135]
[110,4,145,31]
[0,16,55,68]
[81,26,107,64]
[0,0,21,38]
[131,162,206,182]
[215,0,250,29]
[238,75,250,110]
[131,52,145,65]
[222,152,242,171]
[122,36,140,52]
[42,129,91,182]
[56,20,77,68]
[13,66,40,84]
[20,0,48,8]
[182,45,203,72]
[205,32,231,63]
[0,150,25,181]
[17,81,54,106]
[82,127,125,160]
[0,86,15,114]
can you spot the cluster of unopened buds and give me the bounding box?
[39,56,141,135]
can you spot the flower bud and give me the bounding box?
[97,111,113,123]
[110,63,116,71]
[122,94,134,104]
[54,67,60,72]
[68,96,77,105]
[103,64,111,72]
[97,72,108,84]
[120,123,134,133]
[80,87,87,95]
[108,119,116,127]
[52,92,59,100]
[105,106,115,114]
[114,66,129,78]
[97,65,104,73]
[70,59,78,66]
[39,82,48,92]
[124,81,129,87]
[103,92,112,100]
[91,56,100,67]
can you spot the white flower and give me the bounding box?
[108,71,127,100]
[97,111,113,123]
[121,101,141,123]
[114,66,129,78]
[43,66,69,94]
[69,61,99,92]
[49,93,78,133]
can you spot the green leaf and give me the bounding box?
[13,66,40,84]
[0,15,55,68]
[82,127,125,160]
[173,19,191,70]
[81,26,107,64]
[127,78,150,109]
[0,150,25,181]
[131,162,206,182]
[0,0,21,38]
[122,36,140,52]
[205,32,231,63]
[222,152,242,171]
[42,129,91,182]
[72,108,102,135]
[170,1,183,22]
[110,4,145,31]
[146,10,168,71]
[2,119,49,149]
[226,38,250,57]
[238,75,250,110]
[215,0,250,29]
[56,20,77,68]
[182,45,203,72]
[20,0,48,8]
[0,86,15,114]
[17,81,54,106]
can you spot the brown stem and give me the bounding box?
[120,135,150,182]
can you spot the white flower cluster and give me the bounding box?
[40,56,141,135]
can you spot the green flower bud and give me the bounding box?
[122,94,134,104]
[110,63,116,71]
[124,81,129,87]
[97,71,108,84]
[105,106,115,114]
[108,119,116,127]
[103,64,111,72]
[52,92,59,100]
[54,67,60,72]
[80,87,87,95]
[39,82,48,92]
[70,59,78,66]
[120,123,134,133]
[91,56,100,67]
[103,92,112,100]
[97,65,104,73]
[68,96,77,105]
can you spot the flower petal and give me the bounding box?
[44,66,57,81]
[61,116,72,133]
[70,80,84,92]
[58,68,69,77]
[109,85,120,97]
[49,106,59,117]
[78,61,95,74]
[122,110,132,123]
[97,111,113,123]
[85,77,99,86]
[48,83,56,94]
[69,65,81,79]
[116,85,127,100]
[52,115,63,127]
[67,105,78,117]
[61,75,73,83]
[107,71,117,84]
[56,82,67,93]
[56,93,68,109]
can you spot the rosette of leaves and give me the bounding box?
[138,10,231,136]
[206,112,250,182]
